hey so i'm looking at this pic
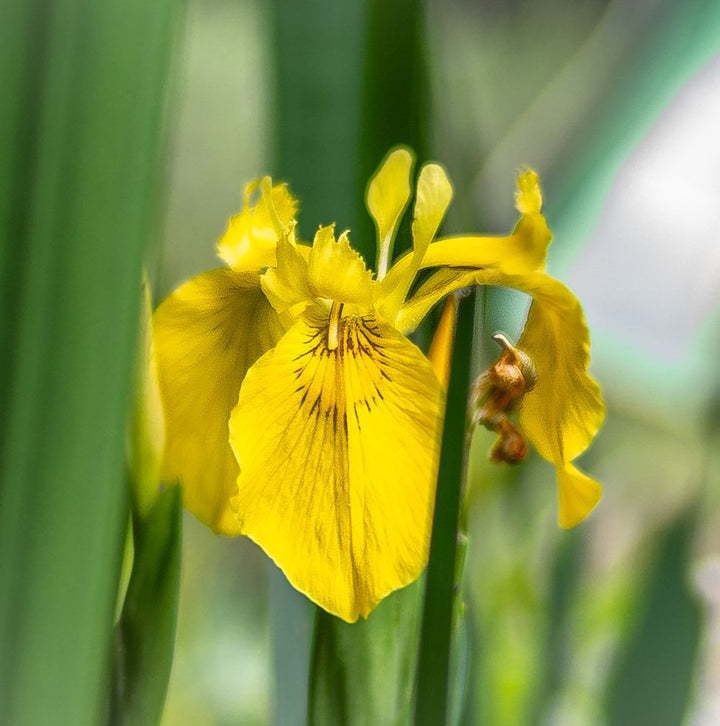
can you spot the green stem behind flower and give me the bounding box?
[414,292,475,726]
[271,0,367,255]
[357,0,429,264]
[110,486,182,726]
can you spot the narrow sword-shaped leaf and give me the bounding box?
[414,293,474,726]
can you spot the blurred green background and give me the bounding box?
[156,1,720,724]
[2,0,719,724]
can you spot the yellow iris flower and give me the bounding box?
[154,148,604,622]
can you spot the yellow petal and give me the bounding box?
[377,163,453,322]
[154,268,285,533]
[127,274,166,519]
[402,265,603,526]
[228,311,444,621]
[514,274,604,466]
[412,162,453,251]
[217,179,298,272]
[509,169,550,271]
[382,169,551,300]
[261,229,313,317]
[308,225,375,309]
[366,147,414,278]
[401,266,603,464]
[557,463,602,529]
[515,168,542,215]
[427,294,458,391]
[261,176,298,234]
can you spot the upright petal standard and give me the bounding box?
[154,148,604,621]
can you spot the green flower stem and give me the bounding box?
[414,292,475,726]
[110,486,183,726]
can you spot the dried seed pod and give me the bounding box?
[471,333,536,465]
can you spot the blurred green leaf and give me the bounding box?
[535,528,583,714]
[271,0,367,252]
[605,512,701,726]
[549,0,720,271]
[111,486,182,726]
[308,611,349,726]
[0,0,182,722]
[356,0,430,259]
[269,566,315,726]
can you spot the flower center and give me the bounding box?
[327,301,345,351]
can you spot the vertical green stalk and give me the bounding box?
[414,293,475,726]
[356,0,429,259]
[111,486,183,726]
[0,0,181,724]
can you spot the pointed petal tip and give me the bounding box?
[515,168,543,215]
[216,178,299,271]
[557,462,602,529]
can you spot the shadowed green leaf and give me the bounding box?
[111,486,182,726]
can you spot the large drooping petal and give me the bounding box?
[228,310,444,622]
[366,147,414,278]
[480,271,603,527]
[398,265,604,525]
[154,268,285,533]
[216,178,298,272]
[512,273,604,467]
